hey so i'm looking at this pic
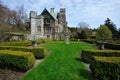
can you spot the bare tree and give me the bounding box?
[14,5,28,31]
[78,21,92,38]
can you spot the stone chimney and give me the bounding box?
[50,8,54,13]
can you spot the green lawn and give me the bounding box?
[22,41,95,80]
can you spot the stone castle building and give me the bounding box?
[30,8,68,39]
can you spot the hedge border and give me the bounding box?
[0,46,47,59]
[90,56,120,80]
[0,50,35,71]
[81,49,120,63]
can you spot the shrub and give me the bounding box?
[37,39,44,44]
[104,42,120,50]
[59,38,65,41]
[70,38,78,41]
[90,56,120,80]
[0,46,47,59]
[42,38,53,43]
[81,49,120,63]
[81,39,96,44]
[0,40,32,47]
[0,50,35,71]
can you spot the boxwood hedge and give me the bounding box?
[104,42,120,50]
[96,41,120,50]
[37,38,53,44]
[0,46,47,59]
[0,40,32,47]
[0,50,35,71]
[81,49,120,63]
[81,39,96,44]
[90,56,120,80]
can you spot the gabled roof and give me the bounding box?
[40,8,56,20]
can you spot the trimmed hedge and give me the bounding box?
[90,56,120,80]
[0,40,32,47]
[104,42,120,50]
[81,49,120,63]
[37,38,53,44]
[43,38,53,43]
[0,46,47,59]
[70,38,79,41]
[81,39,96,44]
[96,41,120,50]
[0,50,35,71]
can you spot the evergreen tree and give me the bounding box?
[118,28,120,38]
[104,18,118,38]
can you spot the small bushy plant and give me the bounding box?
[0,46,47,59]
[0,50,35,71]
[81,49,120,63]
[0,40,32,47]
[90,56,120,80]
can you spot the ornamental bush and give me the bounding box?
[104,42,120,50]
[81,49,120,63]
[0,46,47,59]
[90,56,120,80]
[81,39,96,44]
[0,50,35,71]
[0,40,32,47]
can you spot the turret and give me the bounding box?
[30,11,37,18]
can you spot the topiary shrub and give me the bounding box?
[0,50,35,71]
[81,49,120,63]
[90,56,120,80]
[0,46,47,59]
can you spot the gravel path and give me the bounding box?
[84,63,92,73]
[34,59,44,67]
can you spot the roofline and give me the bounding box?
[40,8,55,20]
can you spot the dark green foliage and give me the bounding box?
[0,40,32,47]
[81,39,96,43]
[0,46,47,59]
[96,41,120,50]
[37,38,53,44]
[81,49,120,63]
[104,42,120,50]
[104,18,118,38]
[118,28,120,38]
[70,38,78,41]
[90,56,120,80]
[0,50,35,71]
[78,30,88,39]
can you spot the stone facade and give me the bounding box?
[30,8,68,40]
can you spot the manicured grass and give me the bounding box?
[22,41,95,80]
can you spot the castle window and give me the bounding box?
[37,26,41,32]
[44,19,50,24]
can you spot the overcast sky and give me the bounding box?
[2,0,120,29]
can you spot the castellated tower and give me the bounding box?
[30,11,44,39]
[58,8,67,34]
[30,11,37,35]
